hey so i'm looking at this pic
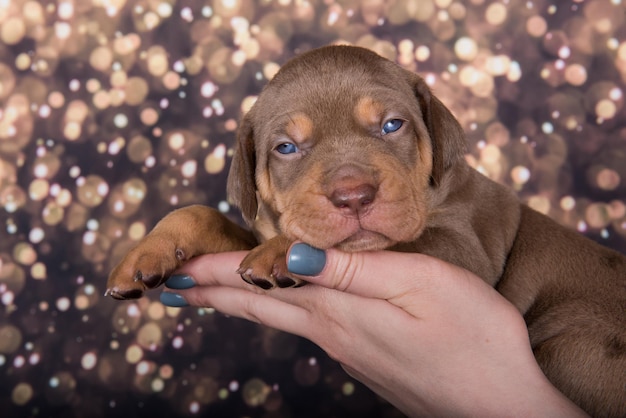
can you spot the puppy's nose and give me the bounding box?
[329,183,377,215]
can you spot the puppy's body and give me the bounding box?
[107,46,626,417]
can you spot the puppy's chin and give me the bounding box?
[333,230,396,252]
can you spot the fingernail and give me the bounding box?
[165,274,196,290]
[160,292,189,307]
[287,243,326,276]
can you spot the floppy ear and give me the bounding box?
[227,113,257,226]
[410,75,467,186]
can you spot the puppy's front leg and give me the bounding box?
[237,235,304,289]
[106,205,257,300]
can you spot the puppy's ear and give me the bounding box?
[411,75,467,186]
[227,113,257,226]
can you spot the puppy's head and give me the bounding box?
[228,45,466,251]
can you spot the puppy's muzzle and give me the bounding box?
[324,164,379,218]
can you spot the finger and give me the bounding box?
[171,250,334,315]
[170,285,317,340]
[288,245,461,300]
[167,250,337,336]
[172,251,252,288]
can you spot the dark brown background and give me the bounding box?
[0,0,625,417]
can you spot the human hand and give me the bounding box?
[160,244,588,418]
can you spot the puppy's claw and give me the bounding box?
[239,270,269,288]
[251,277,274,290]
[275,277,296,288]
[105,286,144,300]
[238,264,298,289]
[271,264,297,288]
[236,267,251,275]
[141,273,164,289]
[239,268,276,289]
[128,269,165,289]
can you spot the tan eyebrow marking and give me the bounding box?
[284,112,314,144]
[354,96,385,127]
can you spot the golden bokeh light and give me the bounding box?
[0,0,624,416]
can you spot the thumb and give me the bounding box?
[286,242,445,300]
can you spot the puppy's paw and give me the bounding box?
[106,237,189,300]
[237,236,304,289]
[105,205,258,300]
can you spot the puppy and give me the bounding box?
[106,45,626,417]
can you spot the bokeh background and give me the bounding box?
[1,0,625,417]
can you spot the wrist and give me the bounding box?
[474,364,590,418]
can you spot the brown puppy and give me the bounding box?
[106,46,626,417]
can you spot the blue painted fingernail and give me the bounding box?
[287,243,326,276]
[165,274,196,290]
[160,292,189,307]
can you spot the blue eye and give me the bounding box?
[382,119,403,135]
[276,142,298,154]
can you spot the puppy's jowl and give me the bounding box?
[107,45,626,417]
